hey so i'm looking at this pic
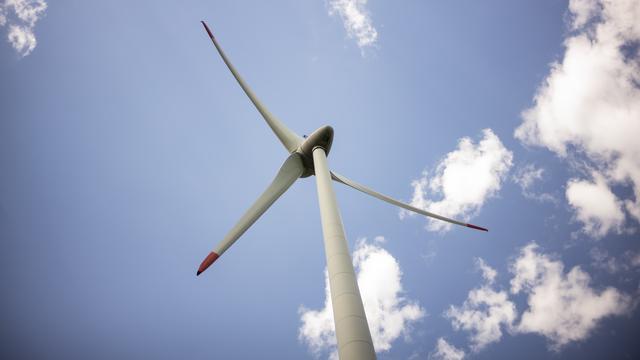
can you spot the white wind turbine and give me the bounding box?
[196,21,487,360]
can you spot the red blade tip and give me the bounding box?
[196,251,220,276]
[466,223,488,232]
[201,21,214,39]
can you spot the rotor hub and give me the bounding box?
[297,125,334,177]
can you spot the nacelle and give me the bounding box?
[297,125,334,177]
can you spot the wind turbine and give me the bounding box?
[196,21,488,360]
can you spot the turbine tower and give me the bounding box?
[196,21,487,360]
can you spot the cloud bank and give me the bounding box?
[0,0,47,57]
[404,129,513,232]
[299,237,424,358]
[515,0,640,236]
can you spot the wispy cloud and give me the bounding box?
[0,0,47,57]
[512,164,556,203]
[403,129,513,232]
[299,237,424,358]
[590,247,640,274]
[515,0,640,236]
[475,258,497,284]
[328,0,378,52]
[428,338,465,360]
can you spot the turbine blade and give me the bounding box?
[330,171,488,232]
[197,153,305,276]
[200,21,303,153]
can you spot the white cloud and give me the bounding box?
[512,164,556,203]
[446,259,516,351]
[5,0,47,25]
[428,338,465,360]
[7,23,34,55]
[446,285,516,352]
[515,0,640,235]
[510,243,633,350]
[328,0,378,51]
[0,0,47,57]
[404,129,513,232]
[568,0,600,29]
[566,173,625,238]
[299,237,425,358]
[298,269,337,358]
[447,247,634,352]
[404,175,429,217]
[475,258,497,284]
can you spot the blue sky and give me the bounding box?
[1,1,639,359]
